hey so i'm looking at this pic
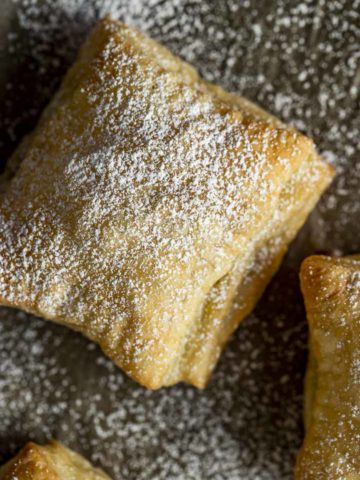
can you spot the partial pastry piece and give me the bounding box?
[0,440,111,479]
[0,17,334,388]
[296,255,360,479]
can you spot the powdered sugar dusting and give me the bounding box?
[0,0,359,479]
[0,16,319,390]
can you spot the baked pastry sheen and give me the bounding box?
[0,441,110,479]
[0,18,334,388]
[296,255,360,479]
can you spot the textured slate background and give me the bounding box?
[0,1,359,478]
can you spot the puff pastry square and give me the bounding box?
[0,441,110,480]
[296,255,360,479]
[0,18,334,388]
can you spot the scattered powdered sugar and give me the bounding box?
[0,0,359,479]
[0,272,307,479]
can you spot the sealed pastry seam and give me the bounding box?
[166,154,333,387]
[0,17,334,388]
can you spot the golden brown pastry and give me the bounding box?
[296,255,360,479]
[0,440,110,479]
[0,17,334,389]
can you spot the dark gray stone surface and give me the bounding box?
[0,1,359,478]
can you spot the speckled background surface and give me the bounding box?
[0,1,359,478]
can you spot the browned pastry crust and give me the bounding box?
[296,255,360,479]
[0,440,110,479]
[0,18,334,388]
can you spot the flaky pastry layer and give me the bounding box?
[0,440,110,480]
[296,255,360,480]
[0,18,334,388]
